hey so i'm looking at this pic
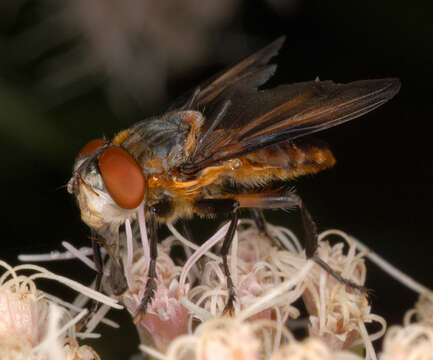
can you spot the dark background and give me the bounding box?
[0,1,431,358]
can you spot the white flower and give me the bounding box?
[0,260,119,359]
[380,324,433,360]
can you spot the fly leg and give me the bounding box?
[97,232,128,296]
[220,209,239,314]
[92,234,104,293]
[76,234,104,331]
[250,208,282,248]
[179,219,194,245]
[235,191,365,292]
[294,195,366,291]
[195,198,240,314]
[139,209,158,313]
[250,208,267,234]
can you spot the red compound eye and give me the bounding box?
[77,139,106,158]
[98,146,145,209]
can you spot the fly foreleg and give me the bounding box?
[76,234,104,331]
[92,234,104,294]
[138,209,158,314]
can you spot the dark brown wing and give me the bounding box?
[172,39,401,174]
[180,77,400,173]
[169,36,285,111]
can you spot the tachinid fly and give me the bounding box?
[68,37,400,316]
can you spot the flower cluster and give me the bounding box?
[0,260,121,360]
[6,217,433,359]
[100,217,385,359]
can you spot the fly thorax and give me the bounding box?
[119,111,204,173]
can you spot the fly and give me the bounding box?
[68,37,400,316]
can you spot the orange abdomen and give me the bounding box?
[231,140,336,186]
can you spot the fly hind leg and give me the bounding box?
[220,209,239,314]
[250,208,268,235]
[250,208,282,248]
[236,191,366,292]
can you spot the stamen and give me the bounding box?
[57,308,89,338]
[138,204,151,270]
[75,332,101,339]
[357,319,377,360]
[167,222,220,261]
[139,344,166,360]
[267,221,303,253]
[62,241,97,270]
[179,296,213,321]
[32,304,65,359]
[10,264,122,309]
[238,261,313,321]
[179,222,230,289]
[84,304,111,334]
[348,231,430,294]
[18,247,92,262]
[44,292,119,329]
[125,217,134,289]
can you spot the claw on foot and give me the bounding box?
[133,310,146,324]
[134,277,157,323]
[222,276,237,316]
[222,294,236,316]
[312,256,368,294]
[261,230,282,249]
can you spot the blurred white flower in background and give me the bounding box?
[380,324,433,360]
[404,292,433,327]
[6,0,241,115]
